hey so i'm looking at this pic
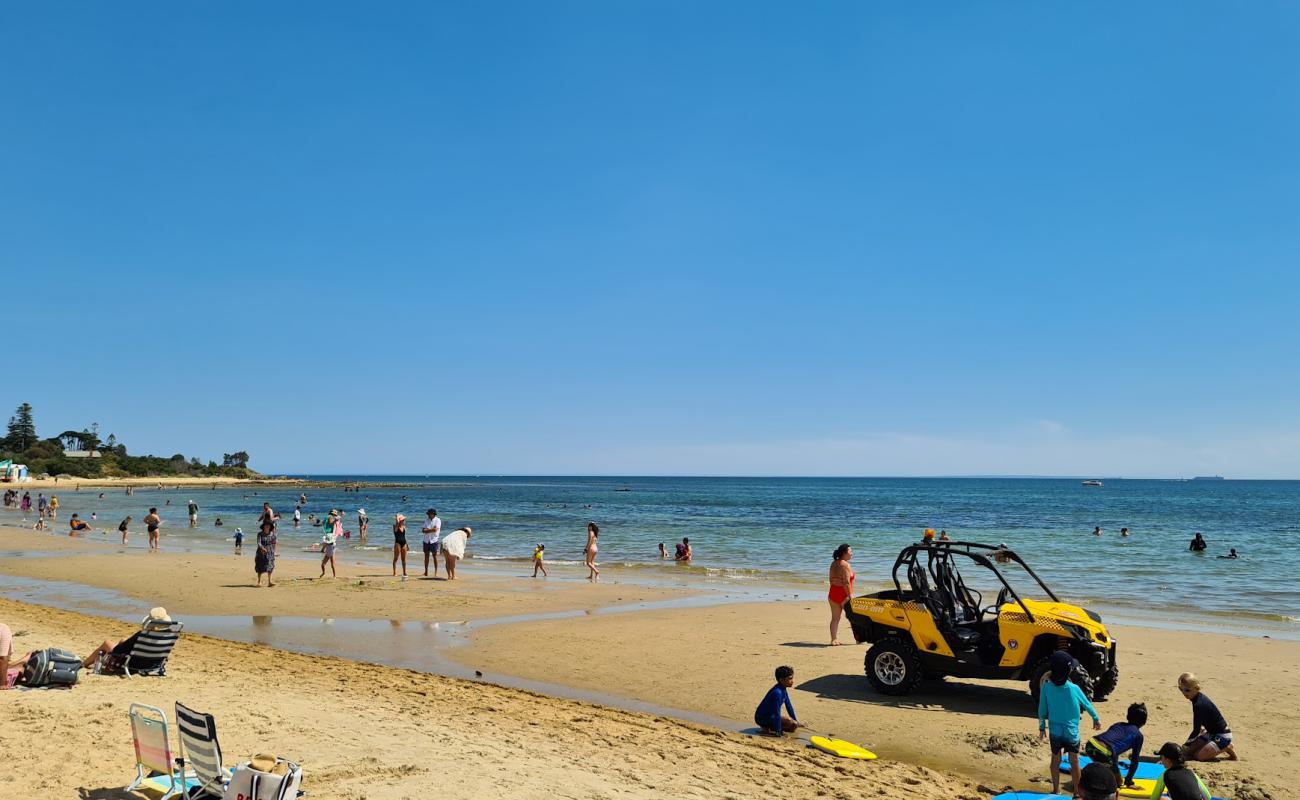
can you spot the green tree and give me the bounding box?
[223,451,250,468]
[5,403,37,451]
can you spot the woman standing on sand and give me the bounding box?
[584,522,600,581]
[255,515,278,587]
[828,544,855,646]
[441,527,471,580]
[392,514,408,578]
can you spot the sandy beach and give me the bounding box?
[0,525,1288,799]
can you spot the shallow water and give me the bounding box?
[5,476,1297,622]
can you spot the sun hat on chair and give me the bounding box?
[146,607,172,623]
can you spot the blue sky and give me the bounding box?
[4,3,1299,477]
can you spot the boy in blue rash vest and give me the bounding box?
[755,665,803,736]
[1085,702,1147,789]
[1038,650,1101,798]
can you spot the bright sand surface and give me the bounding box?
[0,525,1290,799]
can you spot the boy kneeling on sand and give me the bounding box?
[755,665,803,736]
[1038,650,1100,799]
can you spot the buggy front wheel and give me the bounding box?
[864,639,923,695]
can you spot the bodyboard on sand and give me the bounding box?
[808,735,876,759]
[1060,754,1163,780]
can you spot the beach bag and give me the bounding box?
[223,756,302,800]
[20,647,81,688]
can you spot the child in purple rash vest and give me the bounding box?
[1085,702,1147,789]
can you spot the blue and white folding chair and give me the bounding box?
[175,702,228,799]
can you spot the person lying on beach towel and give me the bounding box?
[0,623,34,689]
[755,665,803,736]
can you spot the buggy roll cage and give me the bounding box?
[890,541,1060,623]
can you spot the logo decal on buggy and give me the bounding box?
[1007,639,1019,650]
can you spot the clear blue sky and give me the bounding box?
[4,3,1299,477]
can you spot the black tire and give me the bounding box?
[864,638,924,695]
[1093,660,1119,701]
[1029,654,1096,703]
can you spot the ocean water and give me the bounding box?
[9,476,1298,623]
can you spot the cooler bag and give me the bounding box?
[223,759,302,800]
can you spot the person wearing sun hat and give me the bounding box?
[80,607,174,669]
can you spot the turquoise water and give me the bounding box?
[7,476,1297,622]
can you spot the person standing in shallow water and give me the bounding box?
[144,507,161,551]
[828,544,855,646]
[584,523,600,581]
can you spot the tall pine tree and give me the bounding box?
[4,403,37,451]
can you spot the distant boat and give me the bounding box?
[1192,476,1225,481]
[1081,480,1103,487]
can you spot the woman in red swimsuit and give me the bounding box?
[828,543,855,646]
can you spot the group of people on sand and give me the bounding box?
[386,508,471,581]
[1038,653,1236,799]
[754,652,1236,800]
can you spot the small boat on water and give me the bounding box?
[1081,479,1103,487]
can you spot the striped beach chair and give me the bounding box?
[126,703,189,800]
[97,620,184,677]
[176,701,228,799]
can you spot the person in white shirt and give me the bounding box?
[293,506,302,528]
[422,509,442,578]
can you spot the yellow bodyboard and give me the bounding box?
[809,735,877,760]
[1118,778,1158,798]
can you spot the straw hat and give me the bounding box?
[147,607,171,623]
[249,754,289,776]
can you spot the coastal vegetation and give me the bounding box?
[1,402,260,479]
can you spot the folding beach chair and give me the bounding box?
[126,703,191,800]
[97,620,184,677]
[175,701,228,799]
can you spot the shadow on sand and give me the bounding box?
[796,673,1038,718]
[79,788,137,800]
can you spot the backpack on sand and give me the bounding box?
[21,648,82,688]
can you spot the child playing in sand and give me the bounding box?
[1084,702,1147,789]
[532,543,548,577]
[1037,650,1100,797]
[755,665,802,736]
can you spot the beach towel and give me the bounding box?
[441,528,468,559]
